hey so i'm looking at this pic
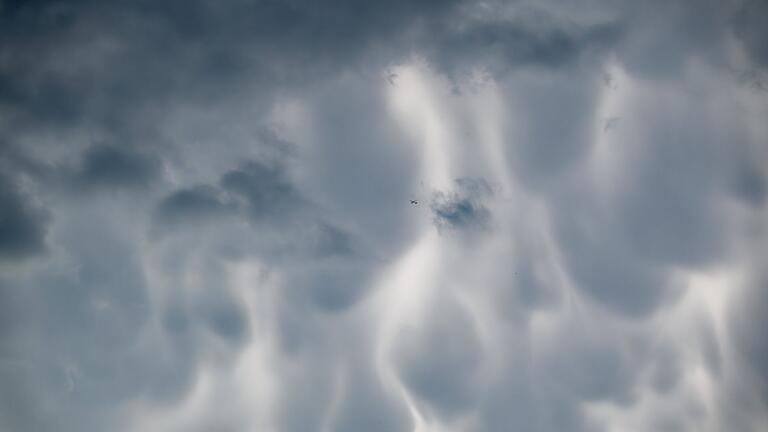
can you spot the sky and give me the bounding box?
[1,0,767,431]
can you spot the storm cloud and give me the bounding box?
[0,174,48,259]
[1,0,767,431]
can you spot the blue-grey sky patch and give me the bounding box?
[431,177,494,232]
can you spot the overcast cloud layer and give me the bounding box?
[1,0,768,431]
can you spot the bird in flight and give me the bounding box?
[410,199,418,205]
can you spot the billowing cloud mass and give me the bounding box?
[1,0,767,431]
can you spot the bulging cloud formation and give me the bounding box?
[1,0,767,431]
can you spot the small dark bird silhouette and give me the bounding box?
[410,200,418,205]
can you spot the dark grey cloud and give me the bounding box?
[0,174,48,259]
[0,0,460,132]
[198,296,250,343]
[428,13,622,80]
[154,159,356,259]
[154,185,232,226]
[153,162,289,232]
[220,161,304,224]
[75,144,161,190]
[731,0,768,68]
[0,0,625,147]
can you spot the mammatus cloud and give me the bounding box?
[1,0,768,431]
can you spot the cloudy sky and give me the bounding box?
[1,0,768,431]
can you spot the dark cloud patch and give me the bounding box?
[154,160,357,258]
[152,160,301,234]
[154,185,232,227]
[75,144,161,190]
[1,142,162,202]
[731,0,768,68]
[156,157,361,248]
[0,0,464,136]
[433,197,488,230]
[431,177,493,232]
[0,0,625,148]
[220,160,304,224]
[202,301,249,343]
[0,174,49,259]
[0,0,85,32]
[430,15,622,79]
